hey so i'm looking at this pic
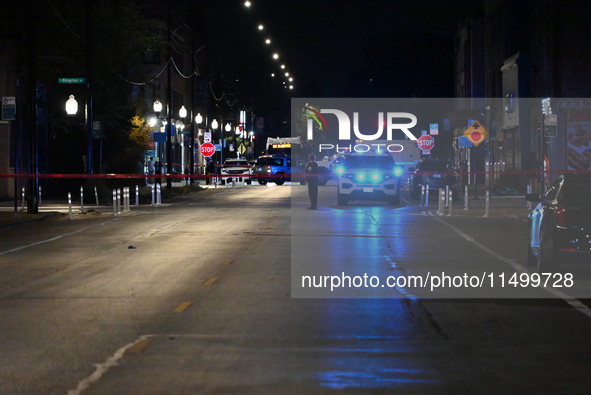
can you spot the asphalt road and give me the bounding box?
[1,182,591,394]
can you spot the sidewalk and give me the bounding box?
[1,187,532,228]
[0,180,253,228]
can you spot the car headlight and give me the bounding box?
[393,166,403,177]
[334,165,346,176]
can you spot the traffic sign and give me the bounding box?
[463,121,489,147]
[238,143,246,155]
[2,96,16,120]
[544,114,557,137]
[200,142,215,157]
[58,78,86,84]
[417,135,435,152]
[430,123,439,135]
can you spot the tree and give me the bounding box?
[35,0,166,176]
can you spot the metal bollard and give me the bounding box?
[484,190,490,218]
[117,188,121,214]
[136,185,139,207]
[445,185,450,207]
[68,192,73,217]
[151,185,155,206]
[437,188,445,215]
[526,185,531,209]
[425,184,429,207]
[463,184,469,210]
[448,189,453,216]
[113,189,117,215]
[420,185,426,206]
[39,186,42,208]
[156,183,162,205]
[94,186,99,206]
[21,187,25,211]
[80,186,84,210]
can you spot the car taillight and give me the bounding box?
[555,204,567,227]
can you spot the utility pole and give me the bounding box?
[26,1,38,214]
[166,0,173,189]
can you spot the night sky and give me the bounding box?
[247,0,481,98]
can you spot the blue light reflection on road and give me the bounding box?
[313,298,440,390]
[310,207,439,389]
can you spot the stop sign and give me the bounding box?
[417,135,435,152]
[200,142,215,157]
[470,131,483,142]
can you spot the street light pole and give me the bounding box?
[212,119,219,179]
[86,0,93,175]
[166,0,173,189]
[179,105,187,181]
[26,1,38,214]
[192,113,203,181]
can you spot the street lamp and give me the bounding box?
[178,105,188,178]
[66,95,78,116]
[153,98,173,187]
[192,113,203,177]
[153,99,163,114]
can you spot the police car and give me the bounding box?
[334,151,404,206]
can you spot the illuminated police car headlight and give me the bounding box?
[334,165,346,176]
[355,172,367,182]
[370,172,382,182]
[393,166,403,177]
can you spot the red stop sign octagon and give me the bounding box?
[200,142,215,157]
[417,135,435,152]
[471,131,483,142]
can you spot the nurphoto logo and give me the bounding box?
[303,106,419,153]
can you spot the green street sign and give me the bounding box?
[58,78,86,84]
[544,114,557,138]
[2,96,16,120]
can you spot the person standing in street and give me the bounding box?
[154,158,162,185]
[305,153,319,210]
[147,157,155,184]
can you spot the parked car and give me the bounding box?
[220,158,252,184]
[251,155,306,185]
[410,159,459,200]
[525,173,591,272]
[334,151,403,206]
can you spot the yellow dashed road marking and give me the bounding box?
[125,338,154,354]
[202,277,217,286]
[173,302,192,312]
